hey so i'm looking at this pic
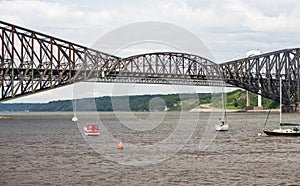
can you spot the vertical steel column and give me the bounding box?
[1,27,4,98]
[95,53,99,78]
[31,32,34,92]
[50,38,53,87]
[39,34,42,89]
[84,48,87,80]
[11,26,14,97]
[68,43,71,83]
[1,28,3,62]
[297,49,300,104]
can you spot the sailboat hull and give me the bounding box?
[216,124,229,131]
[263,77,300,137]
[72,116,78,122]
[263,130,300,136]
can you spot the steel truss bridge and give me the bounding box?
[1,21,299,109]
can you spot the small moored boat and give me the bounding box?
[263,77,300,136]
[84,124,100,136]
[263,123,300,136]
[72,114,78,122]
[215,84,229,131]
[216,119,229,131]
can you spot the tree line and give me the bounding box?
[0,90,277,112]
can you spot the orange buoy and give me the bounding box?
[117,141,124,149]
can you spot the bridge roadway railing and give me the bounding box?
[90,77,226,87]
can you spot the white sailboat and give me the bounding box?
[216,118,229,131]
[263,77,300,136]
[215,84,229,131]
[72,114,78,122]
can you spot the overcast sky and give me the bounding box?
[1,0,300,103]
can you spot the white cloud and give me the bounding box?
[227,0,300,33]
[1,0,299,56]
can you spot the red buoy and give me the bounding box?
[117,141,124,149]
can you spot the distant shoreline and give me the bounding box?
[190,108,280,113]
[0,109,281,120]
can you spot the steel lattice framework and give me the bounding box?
[221,48,300,106]
[0,21,223,101]
[0,21,120,101]
[98,52,223,86]
[1,20,300,108]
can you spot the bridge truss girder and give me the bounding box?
[221,48,300,106]
[0,21,120,101]
[100,52,223,82]
[1,20,300,108]
[0,20,224,102]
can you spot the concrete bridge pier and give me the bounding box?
[245,50,263,110]
[257,94,262,109]
[246,91,251,107]
[257,86,263,109]
[246,90,263,110]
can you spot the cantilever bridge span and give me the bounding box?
[1,21,300,108]
[221,48,300,107]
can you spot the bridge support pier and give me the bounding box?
[257,90,263,110]
[246,90,263,110]
[246,91,251,107]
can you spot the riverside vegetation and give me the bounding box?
[0,90,278,112]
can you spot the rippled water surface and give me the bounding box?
[0,112,299,185]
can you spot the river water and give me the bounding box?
[0,112,299,185]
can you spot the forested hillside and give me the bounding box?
[0,90,277,112]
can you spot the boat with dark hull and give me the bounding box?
[263,130,300,136]
[263,77,300,136]
[263,123,300,136]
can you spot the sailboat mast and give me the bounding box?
[222,86,224,118]
[74,99,76,112]
[221,82,226,121]
[280,76,282,127]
